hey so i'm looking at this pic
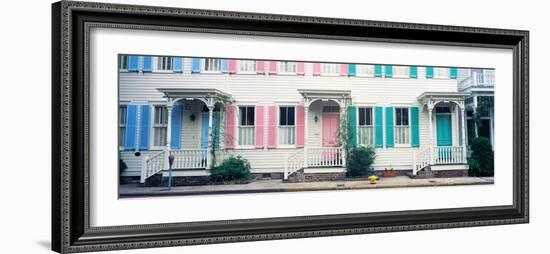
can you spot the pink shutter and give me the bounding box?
[340,64,348,76]
[295,105,305,147]
[255,105,265,148]
[224,104,236,148]
[313,63,321,76]
[267,105,277,148]
[297,62,305,75]
[256,61,265,74]
[228,60,237,74]
[269,61,278,74]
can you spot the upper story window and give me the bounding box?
[238,106,255,146]
[279,106,295,145]
[119,55,129,70]
[153,106,168,147]
[358,107,374,145]
[434,67,450,78]
[356,65,374,77]
[321,63,340,75]
[238,60,256,73]
[155,56,173,71]
[394,107,410,145]
[279,61,297,74]
[118,105,127,147]
[392,66,410,78]
[204,58,222,72]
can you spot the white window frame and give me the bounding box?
[202,58,223,73]
[278,105,296,147]
[394,107,411,147]
[118,105,127,149]
[321,63,340,76]
[151,105,168,149]
[238,60,256,74]
[355,65,374,77]
[392,66,410,78]
[119,55,129,71]
[357,107,374,146]
[434,67,450,79]
[152,56,173,72]
[237,105,255,148]
[278,61,297,75]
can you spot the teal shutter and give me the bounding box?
[385,106,394,148]
[426,67,434,78]
[411,106,420,147]
[170,104,183,149]
[410,66,418,78]
[173,57,183,73]
[384,65,393,78]
[142,56,153,72]
[139,105,151,150]
[191,58,201,73]
[127,56,139,72]
[374,106,383,148]
[348,64,356,77]
[450,68,457,79]
[220,59,229,73]
[124,104,138,150]
[374,65,383,77]
[347,106,357,148]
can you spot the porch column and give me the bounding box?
[165,104,173,170]
[428,105,434,165]
[304,106,309,169]
[206,105,214,170]
[461,106,467,163]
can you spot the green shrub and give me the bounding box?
[468,137,494,176]
[346,146,376,177]
[210,156,254,182]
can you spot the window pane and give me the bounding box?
[280,107,287,125]
[366,108,372,125]
[402,108,409,125]
[287,107,295,126]
[395,108,402,126]
[240,107,247,126]
[359,108,366,126]
[247,107,255,126]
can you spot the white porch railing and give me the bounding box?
[459,70,496,90]
[140,150,167,183]
[284,149,305,180]
[307,146,344,167]
[412,146,466,175]
[170,149,208,169]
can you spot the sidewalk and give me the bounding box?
[119,176,494,198]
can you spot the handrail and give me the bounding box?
[284,149,305,180]
[140,150,166,183]
[412,147,431,175]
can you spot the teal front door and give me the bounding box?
[436,114,452,146]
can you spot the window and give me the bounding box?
[434,67,450,78]
[204,58,222,72]
[238,106,255,146]
[119,55,129,70]
[118,105,127,147]
[393,66,410,78]
[323,106,340,113]
[279,106,295,145]
[356,65,374,77]
[156,56,172,71]
[395,107,410,145]
[239,60,256,73]
[279,61,297,73]
[358,107,374,145]
[321,63,340,75]
[153,106,168,147]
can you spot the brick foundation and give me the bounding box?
[304,172,346,182]
[252,172,284,180]
[432,169,469,177]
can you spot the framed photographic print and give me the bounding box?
[51,1,529,253]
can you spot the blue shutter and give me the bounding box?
[411,106,420,147]
[171,104,183,149]
[385,107,394,148]
[142,56,153,72]
[139,105,151,150]
[450,68,458,79]
[191,58,201,73]
[374,106,383,148]
[410,66,418,78]
[124,104,138,150]
[384,65,393,78]
[348,64,356,77]
[173,57,183,73]
[220,59,229,73]
[374,65,383,77]
[426,67,434,78]
[127,56,139,72]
